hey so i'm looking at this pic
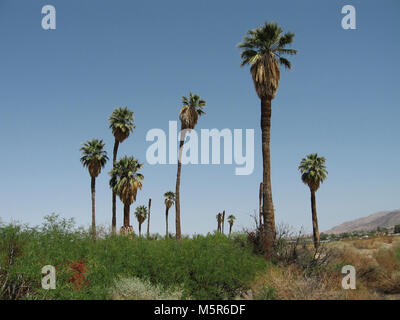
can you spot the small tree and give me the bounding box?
[298,153,328,249]
[134,205,148,237]
[228,215,236,236]
[216,213,222,233]
[394,225,400,234]
[163,191,175,238]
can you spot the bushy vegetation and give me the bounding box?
[110,277,185,300]
[0,214,268,300]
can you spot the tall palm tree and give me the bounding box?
[216,213,222,233]
[163,191,175,238]
[298,153,328,249]
[134,205,148,237]
[109,156,143,234]
[80,139,108,237]
[109,107,135,234]
[175,92,206,241]
[238,21,297,258]
[228,215,236,236]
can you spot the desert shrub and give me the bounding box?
[0,216,268,300]
[85,232,268,299]
[0,224,36,299]
[110,277,185,300]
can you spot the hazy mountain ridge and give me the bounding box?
[325,210,400,234]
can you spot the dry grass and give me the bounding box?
[252,236,400,300]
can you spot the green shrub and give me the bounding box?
[110,277,185,300]
[0,215,268,300]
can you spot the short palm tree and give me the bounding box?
[228,215,236,236]
[134,205,148,237]
[80,139,108,237]
[163,191,175,238]
[298,153,328,249]
[109,107,135,233]
[216,213,222,233]
[175,92,206,241]
[109,156,143,234]
[238,21,297,258]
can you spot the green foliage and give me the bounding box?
[254,285,277,300]
[320,233,329,241]
[298,153,328,191]
[80,139,108,177]
[109,157,143,191]
[394,225,400,234]
[182,92,206,116]
[108,107,135,141]
[110,277,185,300]
[238,20,297,69]
[134,205,148,223]
[0,216,268,300]
[396,247,400,262]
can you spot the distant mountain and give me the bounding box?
[325,210,400,234]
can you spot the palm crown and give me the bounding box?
[179,92,206,130]
[109,107,135,143]
[298,153,328,192]
[80,139,108,178]
[109,156,144,205]
[134,205,148,224]
[164,191,176,209]
[227,215,236,225]
[238,21,297,99]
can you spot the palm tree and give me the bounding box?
[109,156,143,234]
[134,205,148,237]
[109,107,135,234]
[238,21,297,258]
[163,191,175,238]
[216,213,222,233]
[175,92,206,241]
[298,153,328,249]
[80,139,108,237]
[228,215,236,236]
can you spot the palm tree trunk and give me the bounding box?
[310,190,320,249]
[139,222,142,237]
[147,198,151,238]
[112,140,119,234]
[259,182,263,227]
[165,207,169,238]
[222,211,225,235]
[261,96,276,259]
[175,136,185,241]
[91,176,96,238]
[229,224,232,236]
[123,203,130,228]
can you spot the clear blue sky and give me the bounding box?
[0,0,399,235]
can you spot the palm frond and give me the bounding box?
[298,153,328,191]
[109,107,135,143]
[80,139,108,177]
